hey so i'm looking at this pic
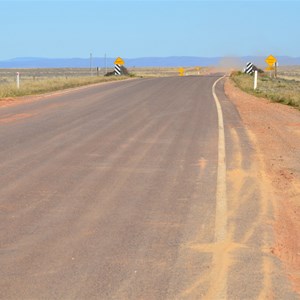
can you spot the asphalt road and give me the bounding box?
[0,76,296,299]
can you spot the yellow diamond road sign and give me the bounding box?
[179,67,184,76]
[114,57,125,65]
[265,55,277,66]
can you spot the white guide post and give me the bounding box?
[254,70,258,90]
[16,72,20,89]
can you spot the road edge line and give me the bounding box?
[212,75,228,299]
[213,75,227,243]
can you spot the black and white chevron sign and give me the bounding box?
[245,62,254,74]
[114,64,121,75]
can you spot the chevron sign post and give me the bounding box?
[114,57,125,75]
[114,64,121,75]
[245,62,254,74]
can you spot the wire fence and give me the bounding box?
[0,68,114,85]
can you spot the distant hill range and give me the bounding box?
[0,56,299,68]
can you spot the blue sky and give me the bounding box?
[0,1,299,60]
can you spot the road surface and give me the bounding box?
[0,76,296,299]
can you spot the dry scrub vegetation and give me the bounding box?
[231,71,300,110]
[0,68,130,99]
[0,76,129,98]
[278,65,300,81]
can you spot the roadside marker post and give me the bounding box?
[254,70,258,90]
[275,62,278,78]
[16,72,20,89]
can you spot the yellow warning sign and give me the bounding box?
[178,67,185,76]
[114,57,125,65]
[266,66,275,71]
[265,55,277,66]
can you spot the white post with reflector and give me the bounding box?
[254,70,258,90]
[16,72,20,89]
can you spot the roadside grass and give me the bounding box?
[0,75,130,99]
[231,71,300,110]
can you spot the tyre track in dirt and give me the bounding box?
[225,77,300,296]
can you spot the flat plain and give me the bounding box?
[0,67,209,99]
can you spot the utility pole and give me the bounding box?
[90,52,92,76]
[105,53,107,75]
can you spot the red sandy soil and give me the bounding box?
[225,78,300,294]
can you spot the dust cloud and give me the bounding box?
[213,57,244,73]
